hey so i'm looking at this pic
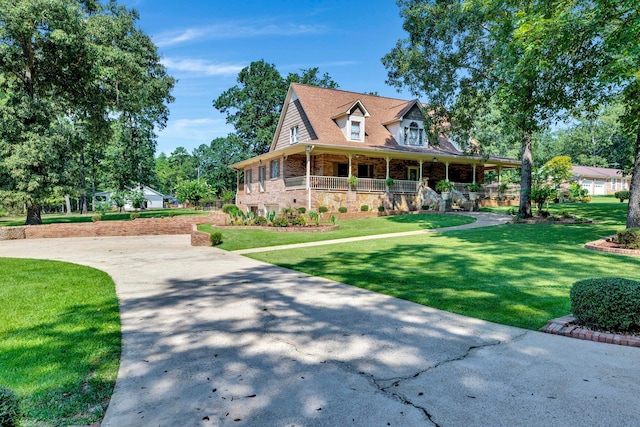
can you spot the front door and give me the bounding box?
[407,167,419,181]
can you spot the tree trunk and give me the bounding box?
[518,129,533,218]
[80,150,88,214]
[65,194,72,216]
[25,202,42,225]
[626,123,640,228]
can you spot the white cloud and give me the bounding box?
[155,21,328,47]
[161,58,244,76]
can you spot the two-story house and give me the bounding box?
[231,83,520,214]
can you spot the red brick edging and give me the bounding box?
[540,315,640,347]
[584,236,640,256]
[0,214,228,247]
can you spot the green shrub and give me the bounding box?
[266,211,277,223]
[570,277,640,332]
[318,206,328,214]
[130,212,139,220]
[330,215,337,225]
[378,205,385,212]
[297,207,306,214]
[617,228,640,249]
[291,216,307,226]
[272,217,289,227]
[254,216,268,226]
[210,231,223,246]
[91,215,101,222]
[615,190,630,202]
[222,203,240,215]
[94,200,111,215]
[308,211,319,226]
[338,206,347,213]
[0,386,21,427]
[360,205,369,212]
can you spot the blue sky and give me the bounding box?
[119,0,409,156]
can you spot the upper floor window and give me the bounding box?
[270,159,280,179]
[351,121,361,141]
[404,122,424,146]
[290,126,299,144]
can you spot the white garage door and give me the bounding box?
[593,180,606,195]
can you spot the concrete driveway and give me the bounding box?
[1,235,640,426]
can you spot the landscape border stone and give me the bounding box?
[541,315,640,347]
[584,235,640,256]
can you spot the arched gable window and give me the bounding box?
[404,122,424,146]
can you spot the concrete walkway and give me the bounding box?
[234,212,513,254]
[1,229,640,426]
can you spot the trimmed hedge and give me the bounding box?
[614,190,630,202]
[210,231,223,245]
[271,217,289,227]
[617,228,640,249]
[570,277,640,332]
[254,216,268,226]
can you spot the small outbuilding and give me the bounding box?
[95,186,165,210]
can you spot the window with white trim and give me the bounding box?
[245,169,252,193]
[259,166,266,191]
[270,159,280,179]
[290,126,299,144]
[350,121,361,140]
[404,122,424,146]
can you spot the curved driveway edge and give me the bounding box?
[1,235,640,426]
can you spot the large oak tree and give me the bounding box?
[383,0,604,217]
[0,0,174,223]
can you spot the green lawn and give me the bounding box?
[0,259,121,426]
[0,208,209,227]
[247,198,637,330]
[198,213,475,251]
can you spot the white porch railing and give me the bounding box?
[284,175,419,193]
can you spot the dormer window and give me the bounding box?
[404,122,424,146]
[290,126,299,144]
[350,121,361,141]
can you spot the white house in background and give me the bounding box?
[95,186,165,210]
[572,166,631,196]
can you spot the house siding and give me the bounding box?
[274,99,316,150]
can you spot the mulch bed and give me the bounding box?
[514,216,592,224]
[214,224,339,233]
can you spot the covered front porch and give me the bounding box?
[233,142,521,213]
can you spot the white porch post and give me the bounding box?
[472,164,477,184]
[419,160,424,180]
[385,157,390,179]
[445,162,450,181]
[306,146,312,211]
[498,166,502,184]
[348,154,353,177]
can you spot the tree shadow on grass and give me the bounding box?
[0,300,120,425]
